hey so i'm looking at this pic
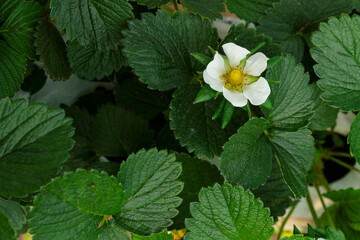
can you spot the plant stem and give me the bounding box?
[325,155,360,173]
[314,182,336,229]
[327,151,354,159]
[306,188,321,228]
[250,41,266,54]
[246,103,252,119]
[277,201,298,240]
[172,0,179,11]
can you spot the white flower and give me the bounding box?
[203,43,271,107]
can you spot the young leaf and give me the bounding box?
[349,113,360,164]
[221,101,235,129]
[122,10,218,90]
[180,0,225,20]
[115,148,183,235]
[35,18,71,81]
[185,183,274,240]
[311,14,360,111]
[269,129,314,198]
[226,0,277,23]
[0,198,26,232]
[170,84,248,159]
[194,84,218,104]
[29,169,125,240]
[265,55,314,131]
[130,0,170,9]
[0,211,16,240]
[132,231,174,240]
[67,40,124,81]
[91,104,153,157]
[0,98,74,197]
[220,118,272,189]
[50,0,134,50]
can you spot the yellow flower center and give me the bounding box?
[223,69,245,91]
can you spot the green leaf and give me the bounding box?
[170,84,248,159]
[0,0,43,59]
[309,83,338,130]
[114,78,171,120]
[50,0,134,50]
[349,113,360,164]
[324,226,346,240]
[220,118,272,189]
[171,153,223,229]
[0,98,74,197]
[35,18,71,81]
[281,235,314,240]
[180,0,225,20]
[269,129,314,198]
[67,40,124,81]
[194,84,218,104]
[21,64,47,95]
[96,221,131,240]
[130,0,170,9]
[265,55,314,131]
[185,183,274,240]
[0,210,16,240]
[122,10,218,90]
[221,23,282,59]
[311,14,360,111]
[221,101,235,129]
[132,231,174,240]
[29,169,125,239]
[0,198,26,232]
[226,0,278,23]
[252,158,293,220]
[115,148,183,235]
[191,52,212,66]
[91,104,153,157]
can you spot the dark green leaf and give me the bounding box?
[170,84,248,159]
[171,153,223,229]
[132,231,174,240]
[96,221,131,240]
[0,210,16,240]
[21,64,47,95]
[50,0,134,50]
[349,113,360,164]
[0,198,26,232]
[311,14,360,111]
[265,55,314,131]
[226,0,277,23]
[180,0,225,20]
[185,183,274,240]
[156,123,185,153]
[29,169,125,240]
[221,101,235,129]
[194,84,218,104]
[35,18,71,81]
[122,10,218,90]
[0,98,74,197]
[221,118,272,188]
[91,104,153,157]
[130,0,169,9]
[115,148,183,235]
[269,129,314,198]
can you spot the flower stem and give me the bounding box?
[326,151,354,159]
[314,182,336,229]
[306,188,321,228]
[324,155,360,173]
[246,103,252,119]
[250,41,266,54]
[172,0,179,11]
[277,201,298,240]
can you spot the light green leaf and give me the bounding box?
[67,40,123,81]
[185,183,274,240]
[0,98,74,197]
[0,198,26,231]
[91,104,153,157]
[265,55,314,131]
[50,0,134,50]
[0,210,16,240]
[311,14,360,111]
[122,10,218,90]
[115,148,183,236]
[132,231,174,240]
[220,118,272,189]
[0,0,43,59]
[114,78,171,120]
[269,129,314,198]
[252,158,293,220]
[221,23,282,59]
[130,0,169,9]
[281,235,314,240]
[171,153,223,229]
[170,84,248,159]
[309,84,338,130]
[324,226,346,240]
[35,18,71,81]
[180,0,225,20]
[29,169,125,240]
[226,0,278,23]
[349,113,360,164]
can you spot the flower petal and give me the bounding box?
[203,69,223,92]
[243,77,271,105]
[206,52,226,78]
[222,43,250,68]
[244,52,269,76]
[223,87,247,107]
